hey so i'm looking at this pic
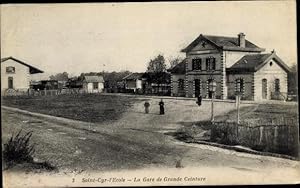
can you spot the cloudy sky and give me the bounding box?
[1,1,297,79]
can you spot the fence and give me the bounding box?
[211,120,299,157]
[2,88,103,97]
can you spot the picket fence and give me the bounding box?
[211,120,299,157]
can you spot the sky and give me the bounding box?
[1,1,297,79]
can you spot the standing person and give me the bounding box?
[144,101,150,114]
[197,95,202,106]
[159,99,165,115]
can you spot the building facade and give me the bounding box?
[82,75,104,93]
[170,33,290,101]
[1,57,43,95]
[123,72,171,95]
[123,73,144,93]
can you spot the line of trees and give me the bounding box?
[48,54,184,83]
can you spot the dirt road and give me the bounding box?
[2,98,298,172]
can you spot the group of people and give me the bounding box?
[143,95,202,115]
[144,99,165,115]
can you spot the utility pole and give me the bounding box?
[209,80,217,123]
[236,94,240,124]
[211,92,215,123]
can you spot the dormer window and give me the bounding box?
[6,66,15,73]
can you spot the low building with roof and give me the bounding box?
[82,75,104,93]
[122,73,145,93]
[169,33,291,101]
[1,56,43,95]
[122,72,171,95]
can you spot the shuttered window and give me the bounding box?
[275,79,280,92]
[192,59,202,70]
[206,57,216,70]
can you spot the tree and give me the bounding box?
[288,63,298,95]
[168,56,184,69]
[146,54,167,73]
[49,72,69,81]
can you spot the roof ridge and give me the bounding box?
[1,56,13,62]
[1,56,43,74]
[203,34,237,38]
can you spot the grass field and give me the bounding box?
[216,103,298,126]
[2,94,298,125]
[1,94,145,123]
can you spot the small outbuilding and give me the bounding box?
[123,73,144,93]
[82,75,104,93]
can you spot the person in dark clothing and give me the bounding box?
[159,99,165,115]
[197,95,202,106]
[144,101,150,114]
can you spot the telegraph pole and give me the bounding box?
[236,94,240,124]
[209,80,217,123]
[211,92,215,123]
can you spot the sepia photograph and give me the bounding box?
[1,1,299,187]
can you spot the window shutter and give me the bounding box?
[212,58,216,70]
[206,58,209,70]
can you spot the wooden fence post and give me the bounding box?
[259,126,264,144]
[274,126,278,150]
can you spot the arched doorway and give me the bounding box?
[194,79,201,97]
[8,77,13,89]
[262,79,267,99]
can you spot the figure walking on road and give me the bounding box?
[144,101,150,114]
[159,99,165,115]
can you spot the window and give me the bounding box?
[270,61,273,66]
[206,57,216,70]
[6,66,15,73]
[8,77,13,89]
[235,78,244,94]
[192,59,202,70]
[275,79,280,92]
[207,79,217,98]
[93,82,98,89]
[178,79,184,91]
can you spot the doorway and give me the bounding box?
[8,77,13,89]
[262,79,267,99]
[194,79,201,97]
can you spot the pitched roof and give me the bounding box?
[168,59,186,74]
[1,56,44,74]
[83,75,104,83]
[181,34,265,52]
[227,52,291,73]
[122,73,144,80]
[142,72,171,84]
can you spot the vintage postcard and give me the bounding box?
[1,1,299,187]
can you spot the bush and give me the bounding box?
[173,127,194,141]
[3,130,35,167]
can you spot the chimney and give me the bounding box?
[238,33,246,48]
